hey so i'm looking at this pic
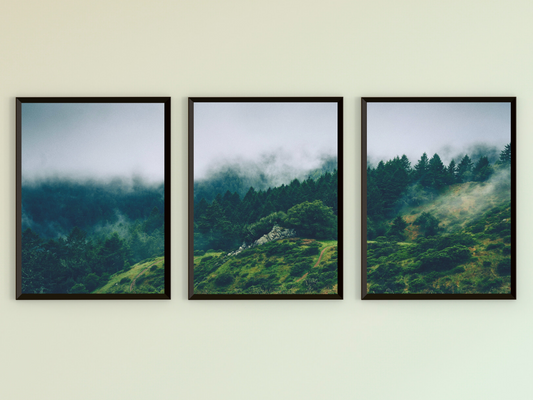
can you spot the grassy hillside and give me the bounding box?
[193,238,338,295]
[94,256,165,294]
[367,181,512,294]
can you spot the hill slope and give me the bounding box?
[367,181,512,294]
[94,256,165,294]
[194,238,338,295]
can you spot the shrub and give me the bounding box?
[502,246,511,256]
[84,273,100,292]
[486,243,504,251]
[201,255,213,263]
[120,277,130,285]
[301,246,320,256]
[150,265,158,272]
[69,283,87,294]
[215,273,234,286]
[496,259,511,276]
[194,250,206,256]
[503,235,512,244]
[418,245,471,271]
[290,262,309,277]
[483,261,492,268]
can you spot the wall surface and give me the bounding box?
[1,1,532,399]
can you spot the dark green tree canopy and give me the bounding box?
[284,200,337,240]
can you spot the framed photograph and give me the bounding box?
[362,97,516,299]
[189,97,343,299]
[16,97,171,299]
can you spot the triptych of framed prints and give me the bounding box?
[15,96,516,300]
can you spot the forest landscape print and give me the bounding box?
[363,98,515,298]
[189,98,342,298]
[17,98,170,299]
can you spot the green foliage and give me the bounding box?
[486,243,504,251]
[387,215,407,241]
[290,262,310,277]
[119,277,130,285]
[496,259,511,276]
[284,200,337,240]
[215,273,235,286]
[414,212,441,236]
[84,273,100,292]
[69,283,87,294]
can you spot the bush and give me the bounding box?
[496,259,511,276]
[301,246,320,256]
[483,261,492,268]
[418,245,471,271]
[120,277,130,285]
[290,262,309,277]
[150,265,158,272]
[201,255,214,263]
[69,283,87,294]
[502,246,511,256]
[486,243,504,251]
[194,250,205,256]
[84,273,100,292]
[503,235,512,244]
[215,273,234,286]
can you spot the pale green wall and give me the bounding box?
[1,1,531,399]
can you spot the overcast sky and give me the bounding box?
[367,102,511,166]
[21,102,165,183]
[194,102,338,180]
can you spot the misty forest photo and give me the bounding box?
[363,99,515,297]
[17,99,169,298]
[190,99,342,297]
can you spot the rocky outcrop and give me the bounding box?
[227,225,296,257]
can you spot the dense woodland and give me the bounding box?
[367,144,511,239]
[192,160,340,294]
[193,169,339,252]
[20,180,165,294]
[366,144,512,294]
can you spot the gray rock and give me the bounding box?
[227,225,296,257]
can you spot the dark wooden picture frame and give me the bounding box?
[189,97,343,299]
[362,97,516,300]
[17,97,171,299]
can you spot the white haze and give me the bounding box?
[21,102,165,184]
[194,102,338,181]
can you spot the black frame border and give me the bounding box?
[361,96,516,300]
[188,97,343,300]
[16,97,171,300]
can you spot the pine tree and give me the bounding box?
[472,156,492,182]
[499,143,511,165]
[447,159,457,185]
[414,153,430,186]
[456,154,473,183]
[388,215,407,241]
[427,153,447,189]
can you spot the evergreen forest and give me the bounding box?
[193,163,339,295]
[366,144,512,294]
[20,179,166,294]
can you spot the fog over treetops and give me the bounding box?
[194,152,337,202]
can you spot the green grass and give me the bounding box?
[94,256,165,294]
[193,238,338,295]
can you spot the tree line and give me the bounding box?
[194,170,339,251]
[367,144,511,239]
